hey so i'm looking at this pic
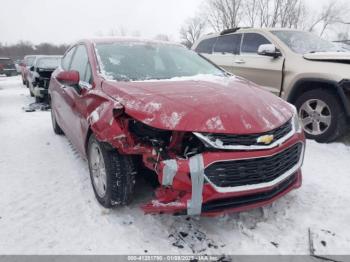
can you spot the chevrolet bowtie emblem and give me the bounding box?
[257,135,274,145]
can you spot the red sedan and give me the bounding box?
[49,38,305,216]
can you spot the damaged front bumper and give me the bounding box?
[142,132,305,216]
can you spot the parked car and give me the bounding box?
[27,55,61,102]
[49,38,305,216]
[0,57,17,76]
[14,60,23,73]
[21,55,36,86]
[193,28,350,143]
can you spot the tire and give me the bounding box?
[295,89,348,143]
[50,108,64,135]
[35,96,43,103]
[87,134,136,208]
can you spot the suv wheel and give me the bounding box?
[87,134,136,208]
[295,89,347,143]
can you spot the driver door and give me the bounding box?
[234,33,284,95]
[59,44,93,154]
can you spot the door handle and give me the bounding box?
[234,59,245,64]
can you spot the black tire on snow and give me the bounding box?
[87,134,136,208]
[295,88,348,143]
[50,108,64,135]
[35,96,43,103]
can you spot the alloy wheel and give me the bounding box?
[89,143,107,198]
[299,99,331,136]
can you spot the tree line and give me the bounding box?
[180,0,349,48]
[0,41,69,61]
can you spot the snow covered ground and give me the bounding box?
[1,76,350,255]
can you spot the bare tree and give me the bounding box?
[244,0,259,27]
[206,0,243,32]
[206,0,305,30]
[180,16,206,48]
[0,41,69,60]
[256,0,305,28]
[307,0,348,36]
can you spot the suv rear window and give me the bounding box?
[195,38,217,54]
[213,34,242,54]
[241,33,271,54]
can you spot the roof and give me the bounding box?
[24,55,37,58]
[200,27,304,40]
[80,37,183,47]
[35,55,62,59]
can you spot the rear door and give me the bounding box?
[234,33,284,95]
[50,47,76,134]
[209,33,242,73]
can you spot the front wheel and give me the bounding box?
[87,134,136,208]
[295,89,348,143]
[50,108,64,135]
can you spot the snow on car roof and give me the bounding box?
[84,36,183,47]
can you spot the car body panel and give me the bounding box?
[102,77,293,134]
[303,52,350,61]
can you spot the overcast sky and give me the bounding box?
[0,0,203,45]
[0,0,334,45]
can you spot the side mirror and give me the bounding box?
[258,44,282,58]
[30,66,35,71]
[56,70,80,86]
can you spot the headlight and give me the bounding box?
[292,105,302,133]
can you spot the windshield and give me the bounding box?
[25,57,35,66]
[95,42,225,81]
[272,30,342,54]
[37,57,61,68]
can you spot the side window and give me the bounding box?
[70,45,91,83]
[84,63,92,84]
[61,47,76,70]
[195,38,217,54]
[213,34,242,54]
[241,33,271,54]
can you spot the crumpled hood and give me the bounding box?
[102,76,294,134]
[303,52,350,62]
